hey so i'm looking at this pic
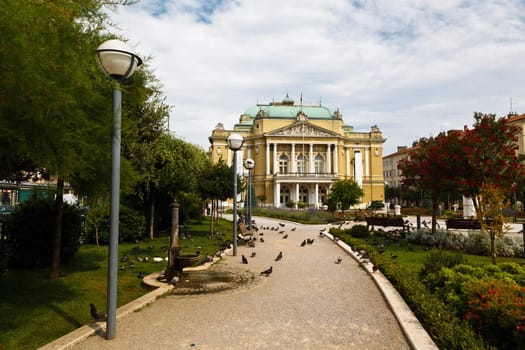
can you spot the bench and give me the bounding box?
[237,222,254,245]
[365,216,408,232]
[446,218,481,230]
[514,212,525,223]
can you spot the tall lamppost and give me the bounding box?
[96,39,142,340]
[227,133,244,256]
[243,158,255,229]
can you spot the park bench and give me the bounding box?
[237,222,254,244]
[365,216,408,232]
[445,218,481,230]
[514,211,525,223]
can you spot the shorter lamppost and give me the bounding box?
[96,39,142,340]
[243,158,255,229]
[227,133,244,256]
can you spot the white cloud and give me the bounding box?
[107,0,525,154]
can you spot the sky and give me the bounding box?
[107,0,525,155]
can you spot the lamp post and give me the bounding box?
[227,133,244,256]
[96,39,142,340]
[243,158,255,229]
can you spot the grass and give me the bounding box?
[354,234,524,276]
[0,217,233,350]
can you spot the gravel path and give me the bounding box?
[72,217,410,350]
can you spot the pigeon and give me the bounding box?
[275,251,283,261]
[334,257,342,264]
[250,251,256,258]
[291,227,296,231]
[372,265,379,273]
[120,255,129,262]
[279,222,285,227]
[282,234,288,239]
[390,253,398,259]
[90,303,107,322]
[260,266,273,276]
[242,255,248,264]
[306,238,315,245]
[260,237,265,243]
[170,275,180,286]
[300,240,307,247]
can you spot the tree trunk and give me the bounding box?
[491,235,497,265]
[149,189,155,241]
[431,192,438,234]
[49,177,64,279]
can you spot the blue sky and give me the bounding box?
[108,0,525,155]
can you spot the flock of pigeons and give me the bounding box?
[237,221,343,278]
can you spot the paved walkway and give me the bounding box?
[46,216,437,350]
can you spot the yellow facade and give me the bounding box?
[208,94,385,209]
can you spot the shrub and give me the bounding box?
[84,205,146,244]
[346,224,370,238]
[4,197,82,268]
[463,279,525,349]
[336,233,486,349]
[420,249,465,277]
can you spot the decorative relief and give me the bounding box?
[270,123,335,137]
[296,111,308,121]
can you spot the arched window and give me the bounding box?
[280,186,290,204]
[299,185,308,204]
[315,155,324,173]
[279,154,288,174]
[297,154,306,173]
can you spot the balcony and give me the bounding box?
[272,172,339,182]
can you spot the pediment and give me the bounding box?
[266,122,340,138]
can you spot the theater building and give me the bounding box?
[208,94,385,209]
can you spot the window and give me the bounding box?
[314,155,324,173]
[297,154,306,173]
[280,186,290,204]
[279,154,288,174]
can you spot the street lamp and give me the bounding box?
[227,133,244,256]
[243,158,255,229]
[96,39,142,340]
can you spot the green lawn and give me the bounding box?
[0,217,233,350]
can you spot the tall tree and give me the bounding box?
[399,132,464,233]
[0,0,144,278]
[327,179,363,216]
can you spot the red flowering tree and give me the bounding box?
[458,113,523,206]
[398,132,464,233]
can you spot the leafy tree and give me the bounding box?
[458,113,524,213]
[327,179,363,215]
[399,131,464,233]
[199,160,233,234]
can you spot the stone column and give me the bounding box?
[296,183,300,204]
[274,182,280,208]
[291,143,296,173]
[273,143,278,174]
[327,144,332,174]
[309,144,314,173]
[266,143,270,175]
[333,144,338,175]
[315,183,319,209]
[346,148,350,176]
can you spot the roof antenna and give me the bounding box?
[319,97,322,106]
[510,97,516,116]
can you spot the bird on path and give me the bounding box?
[260,266,273,276]
[260,237,265,243]
[250,251,256,258]
[291,227,296,231]
[372,265,379,273]
[279,222,285,227]
[334,257,342,264]
[90,303,107,322]
[306,238,315,245]
[242,255,248,264]
[278,230,284,234]
[275,251,283,261]
[282,234,288,239]
[300,240,306,247]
